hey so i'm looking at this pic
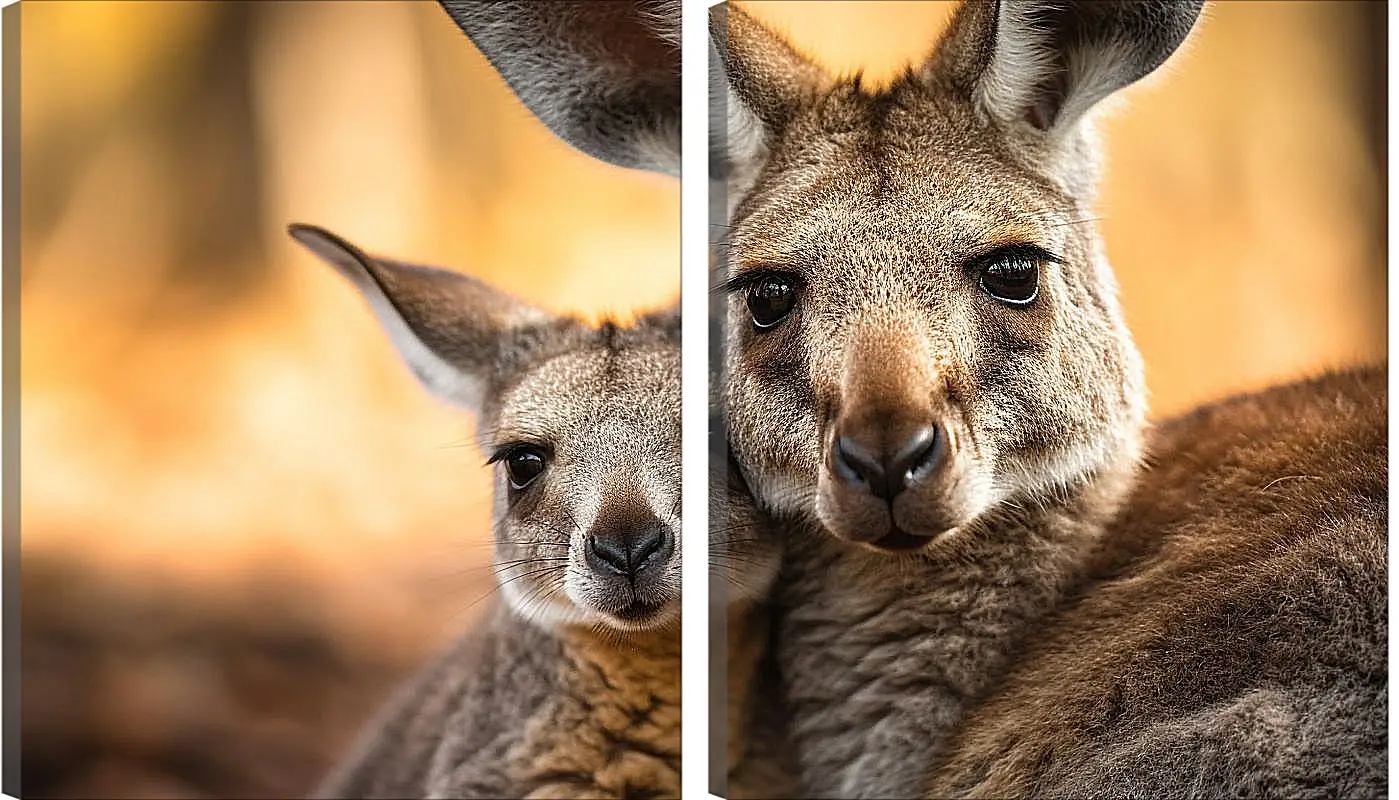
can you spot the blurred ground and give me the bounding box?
[19,2,676,798]
[22,551,441,799]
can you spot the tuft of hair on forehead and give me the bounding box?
[491,306,679,384]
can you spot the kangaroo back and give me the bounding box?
[930,367,1387,797]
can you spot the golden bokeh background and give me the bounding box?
[737,0,1386,418]
[19,2,676,797]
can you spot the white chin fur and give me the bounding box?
[501,575,590,631]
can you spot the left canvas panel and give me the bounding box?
[12,2,681,798]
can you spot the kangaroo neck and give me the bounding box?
[548,618,682,684]
[772,459,1136,798]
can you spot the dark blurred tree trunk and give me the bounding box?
[163,0,267,303]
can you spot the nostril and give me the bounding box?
[586,527,671,577]
[833,435,887,492]
[633,527,670,569]
[892,425,943,484]
[831,425,945,500]
[586,535,631,575]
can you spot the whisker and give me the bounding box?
[451,563,569,622]
[556,507,584,533]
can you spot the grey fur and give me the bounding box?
[293,226,684,798]
[438,1,681,175]
[711,1,1384,798]
[710,446,799,799]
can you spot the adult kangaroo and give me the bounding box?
[709,1,1387,797]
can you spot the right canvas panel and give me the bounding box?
[708,1,1386,797]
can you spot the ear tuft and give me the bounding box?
[288,223,551,411]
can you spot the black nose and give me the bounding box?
[586,525,671,578]
[831,425,943,500]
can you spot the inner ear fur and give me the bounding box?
[709,3,830,204]
[925,0,1205,134]
[710,3,828,136]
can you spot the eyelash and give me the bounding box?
[967,243,1063,272]
[711,245,1060,295]
[715,269,806,296]
[485,442,550,466]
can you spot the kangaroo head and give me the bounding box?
[711,0,1202,553]
[290,225,681,632]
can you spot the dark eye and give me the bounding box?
[746,276,799,329]
[979,253,1040,306]
[503,446,548,490]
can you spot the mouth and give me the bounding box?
[865,526,937,554]
[614,600,665,622]
[597,596,677,630]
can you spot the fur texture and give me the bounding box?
[439,0,681,175]
[710,1,1385,797]
[293,227,684,799]
[928,368,1387,798]
[710,449,799,798]
[320,601,683,799]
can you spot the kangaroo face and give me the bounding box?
[290,225,681,633]
[486,339,681,630]
[713,1,1201,553]
[721,87,1144,553]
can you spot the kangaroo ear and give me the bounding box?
[438,0,680,176]
[289,224,552,411]
[709,3,829,203]
[927,0,1204,135]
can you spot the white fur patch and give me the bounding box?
[359,292,485,410]
[977,2,1060,127]
[633,121,682,177]
[501,560,589,631]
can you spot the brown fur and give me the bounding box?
[929,367,1387,797]
[291,226,683,799]
[318,600,682,800]
[710,1,1385,797]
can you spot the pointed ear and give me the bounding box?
[288,224,552,411]
[709,3,828,200]
[438,0,680,176]
[926,0,1204,135]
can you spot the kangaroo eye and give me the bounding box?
[503,446,548,490]
[979,254,1040,306]
[746,276,799,330]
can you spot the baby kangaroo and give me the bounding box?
[292,224,681,799]
[709,437,797,799]
[289,6,685,796]
[712,1,1385,797]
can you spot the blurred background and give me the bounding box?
[735,0,1386,418]
[18,2,677,797]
